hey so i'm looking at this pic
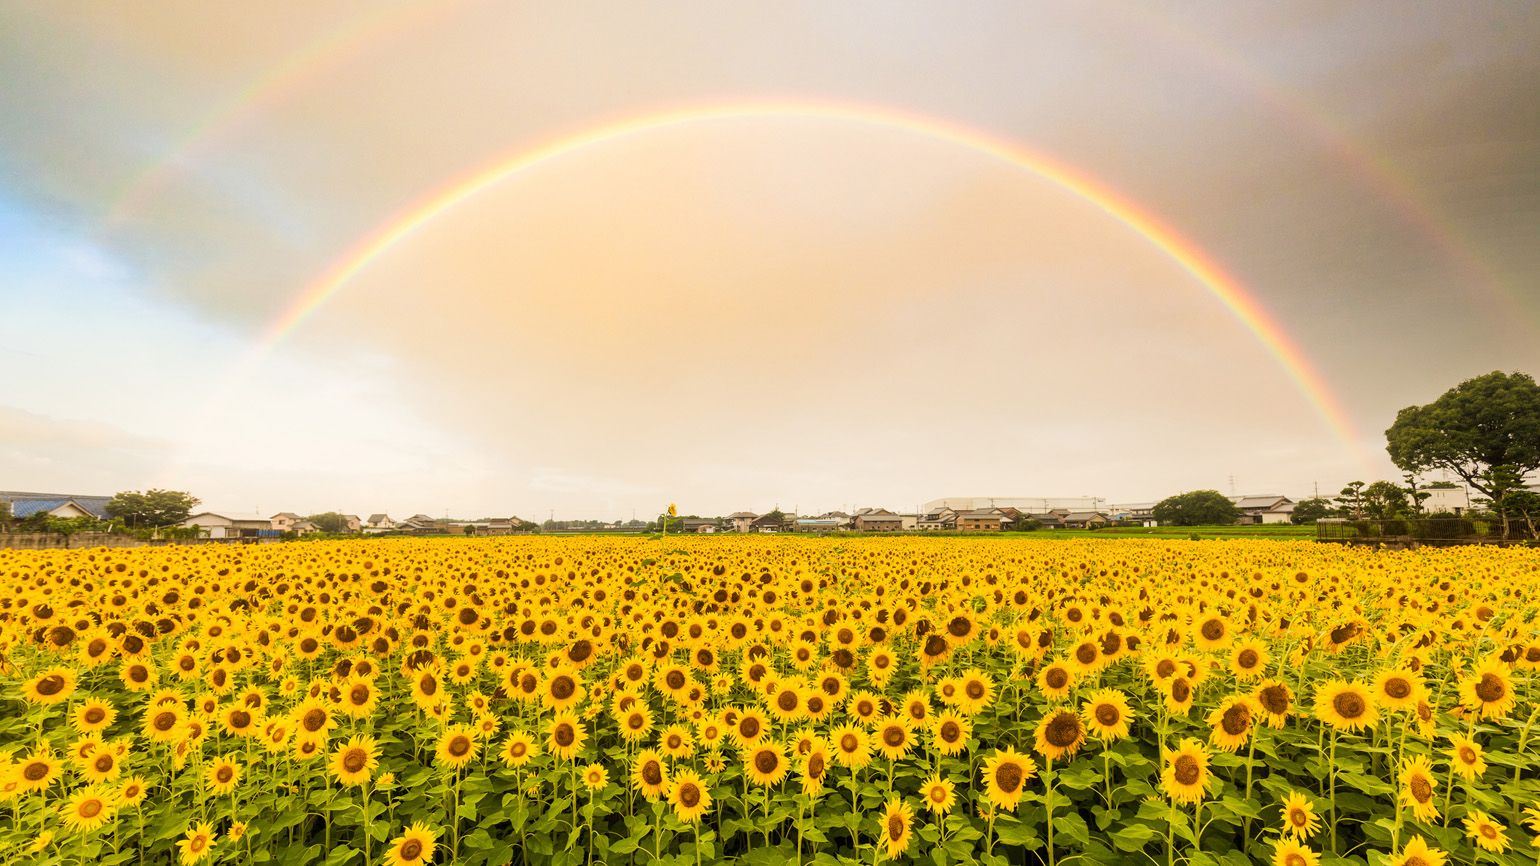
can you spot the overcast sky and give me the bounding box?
[2,1,1537,519]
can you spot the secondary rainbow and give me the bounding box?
[258,98,1364,455]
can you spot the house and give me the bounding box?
[341,514,363,533]
[817,511,853,530]
[396,514,449,534]
[680,518,719,533]
[1418,487,1471,515]
[180,512,277,540]
[794,518,844,533]
[956,510,1005,531]
[1108,503,1158,527]
[0,491,113,522]
[726,512,759,533]
[751,513,787,533]
[483,516,532,535]
[917,508,956,531]
[854,508,904,532]
[364,514,396,533]
[1030,511,1067,529]
[1061,511,1110,529]
[923,497,1104,514]
[898,513,920,530]
[269,512,304,533]
[1230,495,1295,525]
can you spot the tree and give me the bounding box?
[105,489,200,529]
[1152,491,1238,526]
[1387,371,1540,537]
[1362,481,1410,520]
[1335,481,1367,519]
[306,512,350,533]
[1290,498,1334,525]
[1500,489,1540,539]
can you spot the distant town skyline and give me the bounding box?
[3,3,1537,519]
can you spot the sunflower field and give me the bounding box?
[3,537,1540,866]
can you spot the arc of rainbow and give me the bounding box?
[104,0,460,227]
[251,99,1365,461]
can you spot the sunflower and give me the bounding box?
[72,698,117,734]
[1160,739,1209,804]
[732,708,768,747]
[616,703,653,742]
[799,741,830,796]
[1279,790,1320,840]
[1386,835,1447,866]
[1228,639,1269,680]
[767,681,806,722]
[866,649,897,687]
[60,785,117,833]
[338,677,379,718]
[848,691,882,725]
[23,667,77,705]
[1206,695,1256,752]
[292,697,336,740]
[1458,659,1516,720]
[205,758,241,795]
[1313,680,1378,732]
[580,762,608,792]
[831,724,873,769]
[744,740,790,787]
[542,667,586,712]
[631,749,669,799]
[918,774,956,816]
[1193,613,1231,650]
[1270,838,1321,866]
[981,748,1036,811]
[81,742,123,783]
[118,775,148,807]
[1081,689,1133,742]
[330,734,380,787]
[500,731,538,768]
[659,724,695,760]
[1399,755,1439,822]
[1254,679,1295,728]
[1164,676,1195,715]
[1033,709,1086,762]
[177,821,216,865]
[384,822,437,866]
[1462,810,1509,853]
[435,725,479,769]
[1373,668,1421,712]
[547,713,586,762]
[930,712,972,756]
[1036,662,1075,700]
[874,719,915,762]
[668,770,712,823]
[880,798,914,859]
[1446,732,1486,781]
[955,668,995,715]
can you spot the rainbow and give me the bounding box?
[103,1,457,227]
[258,98,1365,456]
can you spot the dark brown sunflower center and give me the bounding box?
[230,710,251,728]
[1173,754,1201,786]
[1156,659,1177,679]
[1408,775,1432,802]
[551,677,575,699]
[947,617,971,637]
[808,754,825,778]
[642,761,663,785]
[350,685,370,704]
[36,675,65,696]
[777,691,798,711]
[923,635,949,657]
[678,783,701,807]
[1258,685,1289,714]
[449,736,471,756]
[85,707,106,724]
[994,762,1023,793]
[965,681,985,700]
[1332,692,1365,720]
[1075,644,1098,664]
[840,734,859,752]
[1220,704,1251,736]
[883,727,904,747]
[343,750,367,773]
[303,709,327,731]
[1045,713,1081,748]
[1474,673,1505,703]
[1200,620,1224,640]
[1237,650,1259,669]
[23,761,49,781]
[739,718,760,739]
[1095,705,1120,727]
[940,721,961,741]
[80,798,104,818]
[554,726,575,747]
[154,711,177,731]
[1171,679,1191,703]
[1384,678,1412,700]
[887,813,905,841]
[1045,668,1068,689]
[754,751,778,773]
[400,840,423,860]
[217,766,234,783]
[665,671,686,690]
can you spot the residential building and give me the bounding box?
[680,518,719,533]
[854,508,904,531]
[364,514,396,533]
[1230,495,1295,525]
[794,517,844,532]
[1061,511,1110,529]
[726,512,759,533]
[917,508,956,531]
[340,514,363,533]
[1108,503,1158,527]
[1419,487,1471,515]
[269,512,304,533]
[179,512,277,540]
[924,497,1103,514]
[956,510,1005,531]
[0,491,113,522]
[751,513,787,533]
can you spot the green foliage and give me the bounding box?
[1386,371,1540,500]
[1152,490,1238,526]
[1289,498,1333,525]
[105,488,200,528]
[307,512,352,533]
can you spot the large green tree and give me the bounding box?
[1290,497,1334,525]
[105,489,200,528]
[1152,490,1238,526]
[306,512,350,533]
[1386,371,1540,536]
